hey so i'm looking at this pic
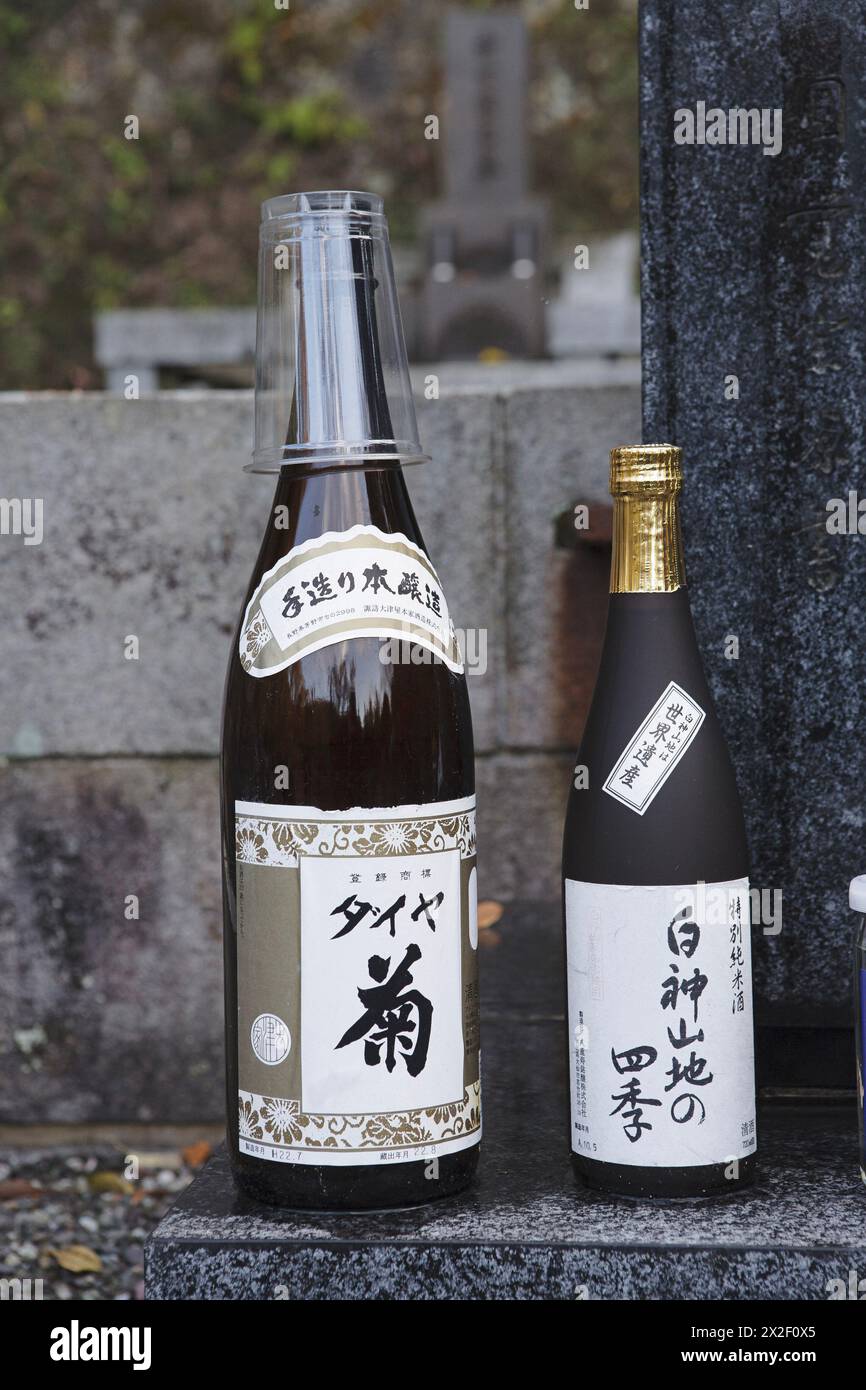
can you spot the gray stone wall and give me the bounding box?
[0,372,636,1121]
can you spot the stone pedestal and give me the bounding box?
[145,906,864,1301]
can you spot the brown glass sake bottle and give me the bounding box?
[221,192,480,1210]
[562,445,757,1198]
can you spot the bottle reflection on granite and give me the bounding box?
[850,876,866,1186]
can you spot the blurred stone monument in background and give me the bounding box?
[93,6,642,387]
[419,7,548,359]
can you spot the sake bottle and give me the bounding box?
[221,191,480,1210]
[563,444,757,1198]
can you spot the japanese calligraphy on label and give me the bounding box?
[565,878,756,1167]
[235,796,481,1166]
[239,525,464,677]
[603,681,705,815]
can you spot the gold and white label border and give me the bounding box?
[238,1080,481,1166]
[235,796,476,868]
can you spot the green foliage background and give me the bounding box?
[0,0,637,388]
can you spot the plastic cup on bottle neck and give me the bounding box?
[250,190,427,475]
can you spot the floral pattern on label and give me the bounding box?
[238,1081,481,1166]
[236,796,480,1166]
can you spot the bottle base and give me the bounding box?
[571,1151,757,1201]
[229,1142,480,1212]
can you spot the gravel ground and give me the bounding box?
[0,1144,207,1300]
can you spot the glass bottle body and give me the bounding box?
[221,464,478,1210]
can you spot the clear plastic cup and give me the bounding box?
[250,190,427,473]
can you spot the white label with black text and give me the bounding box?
[602,680,705,815]
[566,878,756,1167]
[235,796,480,1165]
[239,525,464,677]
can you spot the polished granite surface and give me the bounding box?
[146,906,865,1300]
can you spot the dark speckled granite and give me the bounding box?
[640,1,866,1024]
[146,906,864,1300]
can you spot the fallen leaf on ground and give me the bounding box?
[477,900,504,930]
[88,1171,134,1196]
[48,1245,102,1274]
[181,1141,212,1169]
[0,1179,43,1200]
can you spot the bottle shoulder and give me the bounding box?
[563,590,748,885]
[221,481,474,812]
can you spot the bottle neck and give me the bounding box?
[609,489,686,594]
[255,463,424,570]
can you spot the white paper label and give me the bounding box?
[235,796,480,1165]
[602,680,705,815]
[300,846,464,1117]
[565,878,756,1168]
[239,525,464,677]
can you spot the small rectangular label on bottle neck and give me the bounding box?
[602,680,705,815]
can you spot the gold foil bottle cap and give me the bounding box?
[609,443,682,496]
[608,443,685,593]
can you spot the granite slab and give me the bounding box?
[640,0,866,1020]
[146,907,864,1300]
